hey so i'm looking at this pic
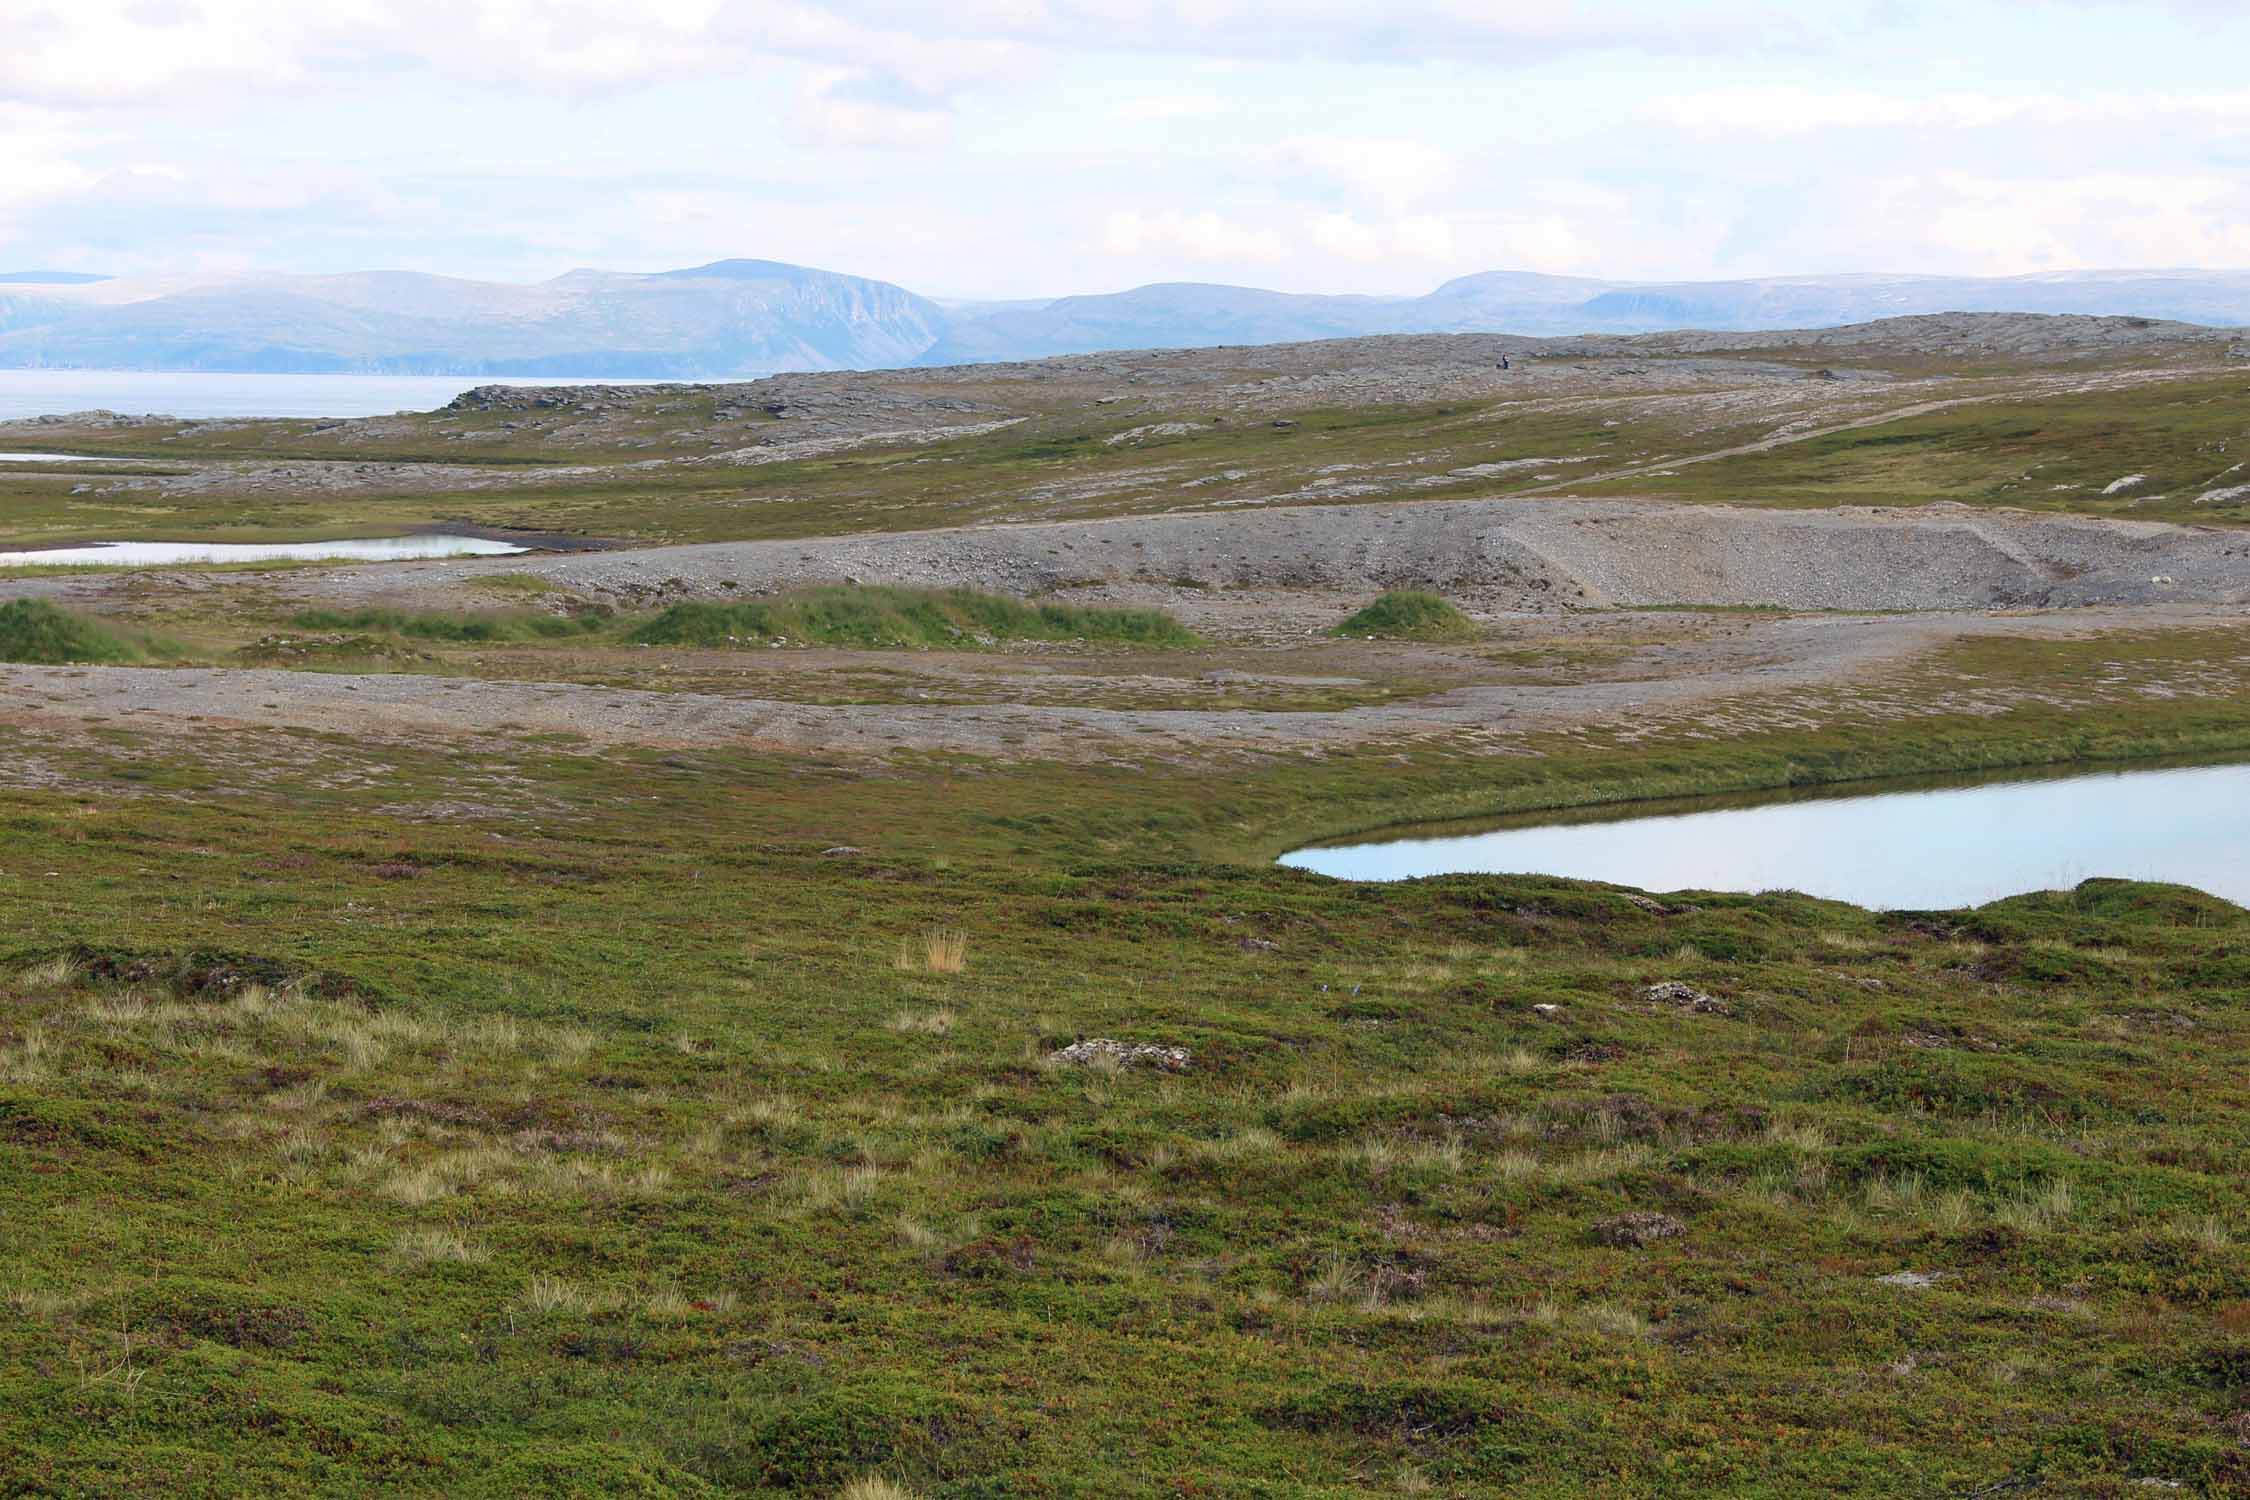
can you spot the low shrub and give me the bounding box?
[287,607,606,643]
[628,586,1199,650]
[0,599,152,663]
[1334,591,1479,641]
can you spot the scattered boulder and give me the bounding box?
[818,845,864,856]
[1875,1269,1950,1290]
[1591,1211,1686,1248]
[1238,937,1281,953]
[1050,1038,1192,1072]
[1620,893,1699,916]
[1104,421,1202,447]
[1643,980,1730,1015]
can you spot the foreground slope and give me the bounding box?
[4,622,2250,1496]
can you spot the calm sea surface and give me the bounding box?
[0,370,663,421]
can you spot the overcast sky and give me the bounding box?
[3,1,2247,298]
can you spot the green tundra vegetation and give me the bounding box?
[1580,372,2250,524]
[0,599,169,665]
[4,620,2250,1498]
[286,607,612,644]
[1335,592,1482,642]
[626,588,1202,651]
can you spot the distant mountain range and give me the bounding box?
[1,260,2245,376]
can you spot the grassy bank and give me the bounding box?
[630,588,1200,650]
[1335,591,1481,641]
[288,606,610,644]
[0,598,174,664]
[243,588,1202,662]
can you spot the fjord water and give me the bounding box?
[0,370,661,421]
[1281,759,2250,908]
[0,537,528,567]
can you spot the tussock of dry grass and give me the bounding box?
[837,1477,924,1500]
[390,1227,488,1268]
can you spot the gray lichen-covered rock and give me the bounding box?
[1643,980,1730,1015]
[1050,1039,1192,1072]
[1875,1269,1950,1290]
[1591,1211,1687,1248]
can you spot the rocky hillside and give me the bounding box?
[0,260,945,377]
[917,270,2250,363]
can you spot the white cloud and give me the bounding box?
[0,1,1034,106]
[1284,136,1458,213]
[1116,93,1228,121]
[832,0,1842,65]
[1097,209,1289,264]
[0,1,1836,111]
[1475,215,1597,274]
[2,1,2248,297]
[789,71,954,149]
[1306,211,1455,264]
[0,106,103,214]
[1643,85,2250,137]
[1858,171,2250,273]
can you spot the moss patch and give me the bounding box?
[629,585,1200,650]
[1335,591,1480,641]
[0,599,158,663]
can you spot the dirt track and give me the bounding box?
[2,603,2238,769]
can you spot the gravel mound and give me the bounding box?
[422,495,2250,614]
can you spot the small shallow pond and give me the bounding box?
[1281,758,2250,909]
[0,452,103,463]
[0,536,529,567]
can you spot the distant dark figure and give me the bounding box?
[1498,355,1512,371]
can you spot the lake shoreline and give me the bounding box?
[1282,752,2250,907]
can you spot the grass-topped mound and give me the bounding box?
[629,585,1200,650]
[1335,590,1480,641]
[287,607,607,643]
[0,599,160,663]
